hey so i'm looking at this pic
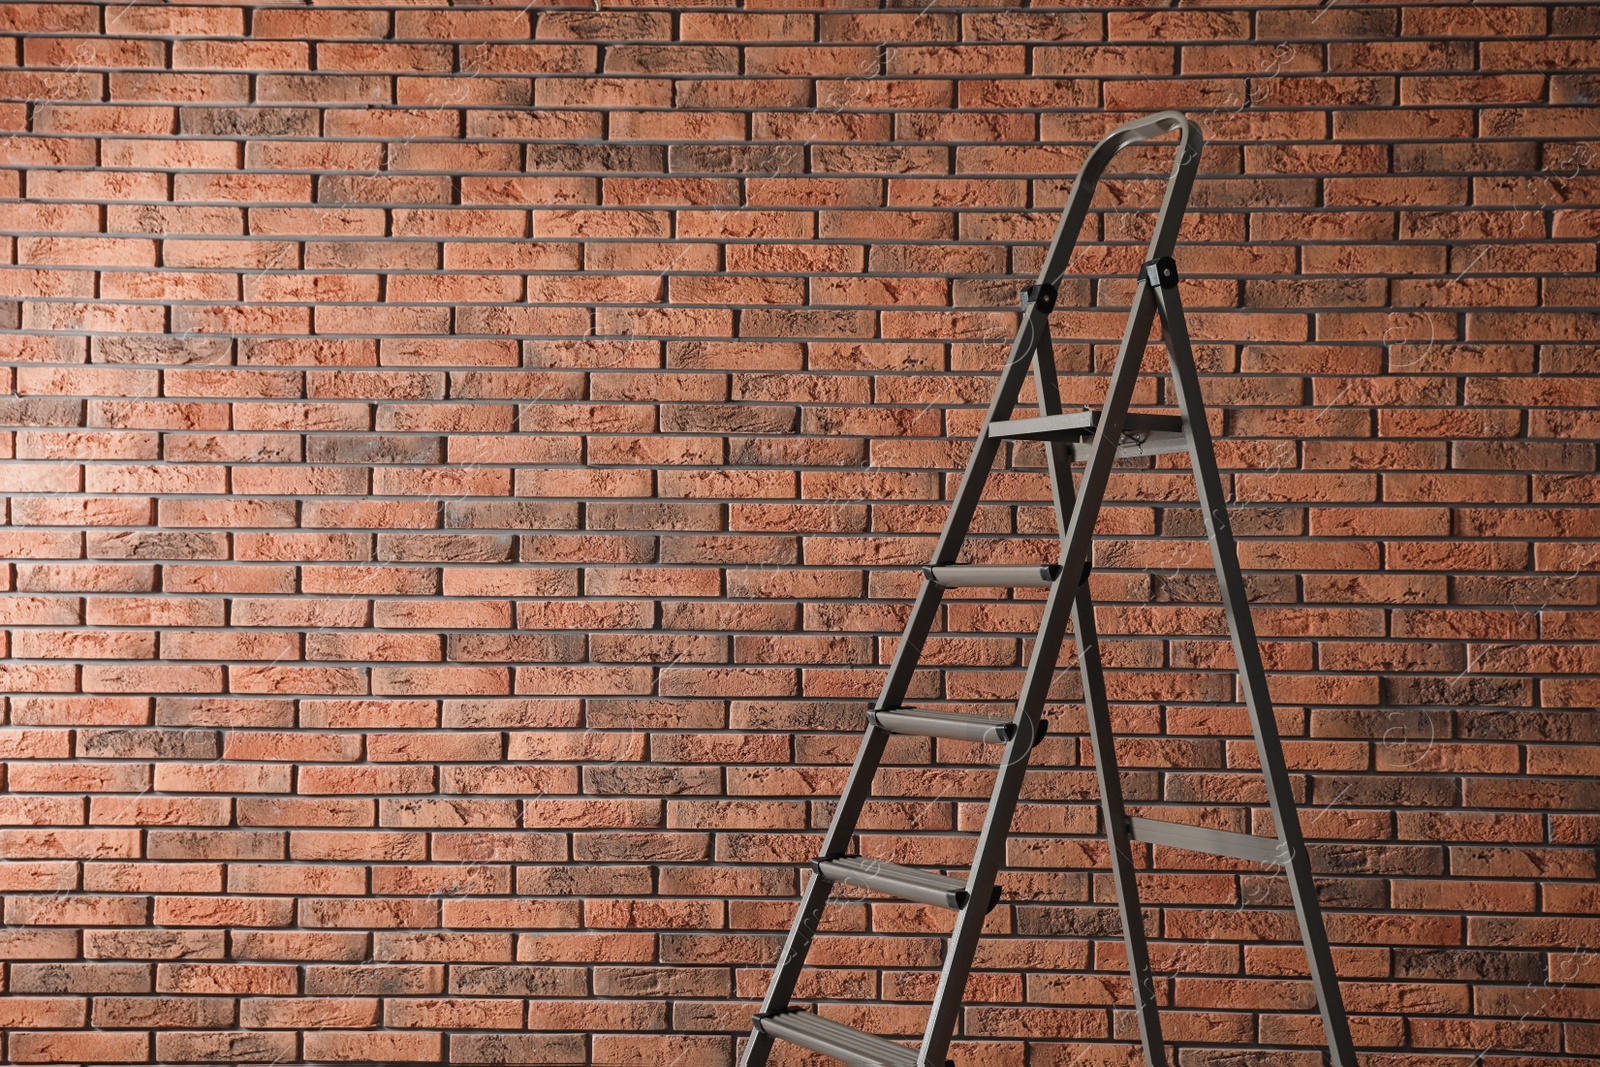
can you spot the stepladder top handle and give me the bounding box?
[1036,110,1205,289]
[1095,110,1200,154]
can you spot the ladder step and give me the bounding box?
[989,410,1182,442]
[1124,412,1185,434]
[1126,816,1290,866]
[924,564,1059,588]
[1102,428,1189,460]
[871,707,1015,744]
[817,856,969,909]
[758,1009,924,1067]
[987,410,1098,441]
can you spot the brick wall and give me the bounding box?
[1,2,1597,1064]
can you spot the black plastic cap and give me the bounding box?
[1020,282,1057,314]
[1144,257,1178,289]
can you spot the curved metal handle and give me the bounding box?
[1036,110,1205,286]
[1093,109,1196,154]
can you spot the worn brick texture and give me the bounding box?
[0,1,1597,1064]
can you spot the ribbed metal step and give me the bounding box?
[871,707,1015,744]
[990,410,1188,460]
[924,564,1059,588]
[758,1010,925,1067]
[987,410,1097,441]
[816,856,968,909]
[1126,816,1289,866]
[989,410,1182,441]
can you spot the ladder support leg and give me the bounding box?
[738,1024,774,1067]
[918,576,1078,1066]
[932,313,1041,566]
[1058,280,1159,572]
[1042,308,1167,1067]
[1073,584,1167,1067]
[873,581,945,727]
[739,724,888,1067]
[1026,316,1075,547]
[1157,285,1358,1067]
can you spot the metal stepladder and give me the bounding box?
[740,112,1357,1067]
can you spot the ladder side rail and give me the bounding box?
[771,189,1066,1067]
[1071,585,1167,1067]
[1040,299,1166,1064]
[930,316,1041,566]
[914,314,1069,1064]
[748,256,1061,1061]
[917,576,1080,1065]
[1056,121,1202,579]
[739,869,832,1065]
[1155,284,1359,1067]
[817,719,894,862]
[921,302,1120,1067]
[1056,279,1159,575]
[1026,315,1076,548]
[872,581,944,716]
[740,725,893,1067]
[738,1022,774,1067]
[1141,117,1204,268]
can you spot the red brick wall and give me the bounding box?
[1,2,1597,1064]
